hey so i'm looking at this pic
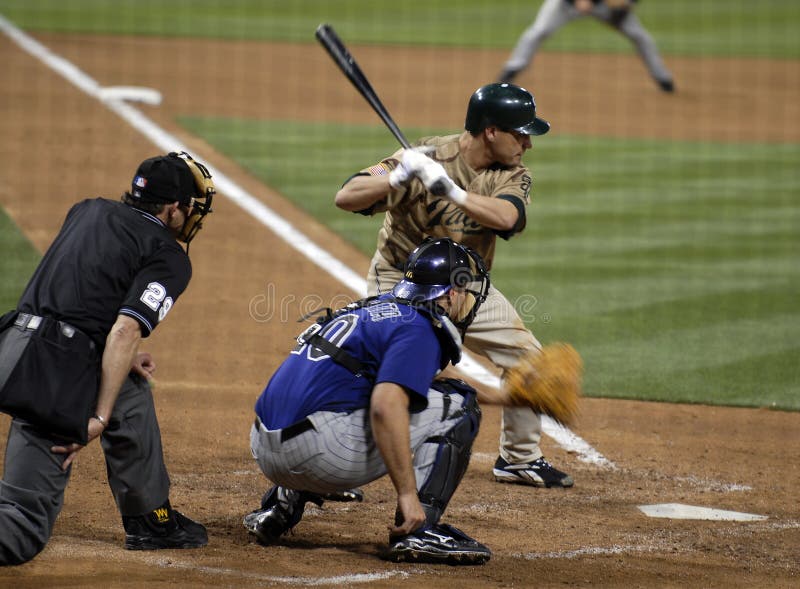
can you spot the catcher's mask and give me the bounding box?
[465,83,549,137]
[392,237,490,337]
[130,151,215,244]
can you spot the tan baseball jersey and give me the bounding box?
[355,134,533,271]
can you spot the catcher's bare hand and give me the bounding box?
[389,491,426,537]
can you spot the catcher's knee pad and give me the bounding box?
[418,379,481,525]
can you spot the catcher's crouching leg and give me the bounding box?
[243,485,324,545]
[385,378,491,565]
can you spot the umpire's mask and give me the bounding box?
[173,151,214,244]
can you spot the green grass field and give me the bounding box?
[1,1,798,409]
[0,0,798,58]
[0,211,39,312]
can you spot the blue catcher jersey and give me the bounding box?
[255,296,443,429]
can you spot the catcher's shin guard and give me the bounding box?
[416,379,481,526]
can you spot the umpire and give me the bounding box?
[0,151,214,564]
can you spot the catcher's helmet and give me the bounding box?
[130,151,215,243]
[464,83,550,136]
[392,237,490,334]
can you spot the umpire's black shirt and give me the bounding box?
[17,198,191,347]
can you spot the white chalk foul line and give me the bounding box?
[514,543,661,560]
[0,14,609,467]
[49,538,414,586]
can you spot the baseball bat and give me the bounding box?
[315,24,447,196]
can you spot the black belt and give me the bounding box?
[12,312,96,352]
[255,416,314,442]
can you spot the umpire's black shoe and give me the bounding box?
[243,486,324,545]
[493,455,574,488]
[123,501,208,550]
[385,523,491,565]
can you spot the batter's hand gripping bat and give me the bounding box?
[315,23,447,196]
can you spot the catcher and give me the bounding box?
[244,238,580,564]
[335,82,580,488]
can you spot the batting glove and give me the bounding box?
[418,160,468,205]
[389,149,432,189]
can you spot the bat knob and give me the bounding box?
[429,179,448,197]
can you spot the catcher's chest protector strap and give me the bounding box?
[303,331,368,378]
[297,297,382,380]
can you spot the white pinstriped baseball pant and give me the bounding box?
[250,388,470,494]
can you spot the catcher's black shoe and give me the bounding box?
[493,455,574,488]
[243,486,323,545]
[385,523,491,565]
[123,501,208,550]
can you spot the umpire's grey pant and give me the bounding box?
[0,374,170,565]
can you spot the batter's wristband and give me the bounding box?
[449,185,467,206]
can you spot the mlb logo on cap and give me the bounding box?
[131,175,148,198]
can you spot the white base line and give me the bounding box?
[48,538,414,586]
[0,14,609,467]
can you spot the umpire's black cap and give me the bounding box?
[130,154,197,206]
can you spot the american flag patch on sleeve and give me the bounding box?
[367,163,390,176]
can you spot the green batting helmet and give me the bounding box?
[464,83,550,136]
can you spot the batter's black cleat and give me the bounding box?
[123,501,208,550]
[493,455,574,488]
[385,523,491,565]
[321,488,364,503]
[243,486,324,545]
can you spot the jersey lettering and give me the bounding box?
[366,301,401,321]
[292,314,359,362]
[140,282,167,311]
[158,297,174,321]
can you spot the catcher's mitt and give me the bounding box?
[505,344,582,426]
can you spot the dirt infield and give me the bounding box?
[0,31,798,587]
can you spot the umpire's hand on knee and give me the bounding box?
[51,416,107,470]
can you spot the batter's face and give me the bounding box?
[487,127,532,167]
